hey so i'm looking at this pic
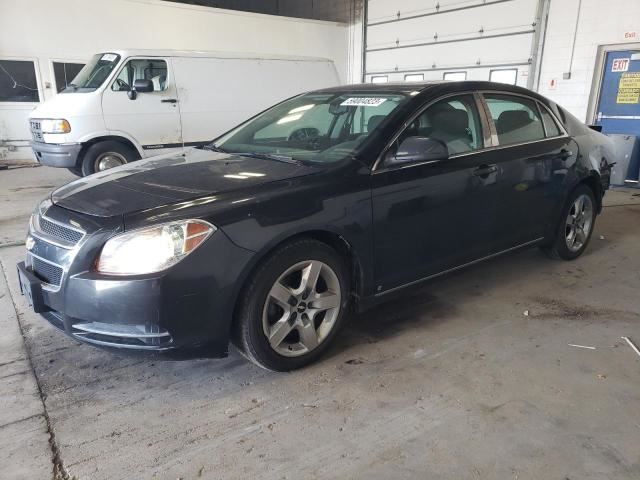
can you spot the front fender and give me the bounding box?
[77,130,144,157]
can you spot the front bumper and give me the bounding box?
[31,141,82,167]
[18,207,254,356]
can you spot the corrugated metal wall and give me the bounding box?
[363,0,543,86]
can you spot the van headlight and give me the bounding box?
[96,220,216,275]
[40,119,71,134]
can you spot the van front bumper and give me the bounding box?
[31,141,81,167]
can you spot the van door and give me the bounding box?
[102,57,182,154]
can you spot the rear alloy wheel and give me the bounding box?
[564,193,594,253]
[541,185,596,260]
[233,239,348,371]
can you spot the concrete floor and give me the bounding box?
[1,165,639,480]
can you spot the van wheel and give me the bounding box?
[81,141,138,176]
[232,239,349,371]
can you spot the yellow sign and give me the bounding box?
[617,72,640,104]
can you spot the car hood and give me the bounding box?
[52,148,323,217]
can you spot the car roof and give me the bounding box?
[313,80,541,98]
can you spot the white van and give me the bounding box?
[28,49,339,176]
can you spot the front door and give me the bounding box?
[102,57,182,154]
[371,94,499,292]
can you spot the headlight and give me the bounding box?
[40,119,71,134]
[96,220,216,275]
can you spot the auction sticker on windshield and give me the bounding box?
[101,53,117,62]
[341,97,387,107]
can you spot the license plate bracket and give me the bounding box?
[17,262,49,313]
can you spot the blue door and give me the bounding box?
[595,50,640,134]
[594,49,640,183]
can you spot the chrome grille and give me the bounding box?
[38,216,84,245]
[31,256,63,286]
[30,120,44,142]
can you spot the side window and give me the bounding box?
[484,94,545,145]
[0,59,40,102]
[111,58,167,92]
[539,105,562,137]
[489,69,518,85]
[396,94,483,156]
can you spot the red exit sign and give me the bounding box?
[624,31,637,40]
[612,58,630,72]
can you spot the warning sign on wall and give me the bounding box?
[616,72,640,104]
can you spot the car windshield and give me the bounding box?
[62,53,121,92]
[211,91,409,163]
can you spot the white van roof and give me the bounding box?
[106,49,332,63]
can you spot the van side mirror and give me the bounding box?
[588,124,603,132]
[387,136,449,166]
[127,79,154,100]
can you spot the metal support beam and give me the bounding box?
[361,0,368,82]
[529,0,551,91]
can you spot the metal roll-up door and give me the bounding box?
[363,0,545,87]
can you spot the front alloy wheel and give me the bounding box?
[263,260,341,357]
[233,239,348,371]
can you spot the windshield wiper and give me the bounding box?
[233,152,300,164]
[201,144,227,153]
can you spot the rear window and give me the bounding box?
[484,94,545,145]
[539,106,562,137]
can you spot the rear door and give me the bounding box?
[371,94,500,292]
[481,93,575,251]
[102,56,182,154]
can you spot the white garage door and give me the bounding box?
[364,0,543,87]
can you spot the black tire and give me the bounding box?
[80,140,138,176]
[232,238,350,371]
[540,184,597,260]
[67,167,83,177]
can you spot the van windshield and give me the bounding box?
[62,53,121,92]
[211,92,409,163]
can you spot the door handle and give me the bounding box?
[472,164,498,177]
[161,98,178,103]
[559,149,572,160]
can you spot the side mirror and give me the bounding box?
[127,79,154,100]
[588,124,603,133]
[387,136,449,166]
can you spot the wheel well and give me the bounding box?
[77,136,141,166]
[231,231,364,323]
[580,174,603,212]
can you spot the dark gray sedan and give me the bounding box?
[17,81,612,370]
